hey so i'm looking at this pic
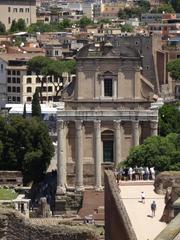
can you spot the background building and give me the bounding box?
[0,0,36,30]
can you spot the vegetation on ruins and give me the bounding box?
[126,104,180,171]
[0,115,54,183]
[121,24,134,33]
[27,56,76,102]
[0,188,18,200]
[167,58,180,81]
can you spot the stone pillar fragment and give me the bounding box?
[57,120,66,195]
[114,120,122,166]
[132,120,139,146]
[75,120,84,191]
[94,120,102,190]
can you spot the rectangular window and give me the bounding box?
[8,7,11,12]
[19,8,23,12]
[12,77,16,83]
[16,78,20,83]
[7,86,11,92]
[48,86,52,92]
[25,8,29,13]
[104,78,112,97]
[1,64,3,71]
[17,87,20,93]
[17,97,20,102]
[12,70,16,75]
[8,77,11,83]
[12,96,16,101]
[55,50,59,56]
[26,78,32,84]
[7,70,11,75]
[17,70,20,75]
[12,86,16,92]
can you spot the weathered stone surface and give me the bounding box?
[154,172,180,194]
[104,170,137,240]
[0,206,99,240]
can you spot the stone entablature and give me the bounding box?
[57,110,158,122]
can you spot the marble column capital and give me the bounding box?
[75,120,83,130]
[57,120,65,129]
[150,120,158,129]
[94,120,101,129]
[132,120,139,128]
[113,120,122,130]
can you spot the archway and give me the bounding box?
[101,130,114,163]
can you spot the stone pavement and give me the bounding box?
[119,182,167,240]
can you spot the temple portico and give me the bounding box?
[56,110,158,193]
[55,41,159,195]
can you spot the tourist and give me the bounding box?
[145,167,150,180]
[141,191,145,204]
[139,166,144,180]
[151,201,156,217]
[128,167,133,181]
[150,167,155,180]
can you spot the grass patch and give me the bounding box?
[0,188,18,200]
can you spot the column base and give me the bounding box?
[94,186,104,191]
[75,185,85,192]
[56,186,66,195]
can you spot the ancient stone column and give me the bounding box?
[132,120,139,146]
[114,120,122,166]
[57,120,66,195]
[75,120,84,191]
[150,120,158,136]
[94,120,102,190]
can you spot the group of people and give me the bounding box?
[115,166,155,182]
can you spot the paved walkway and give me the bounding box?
[119,182,167,240]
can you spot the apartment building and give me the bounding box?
[0,53,64,105]
[0,0,36,30]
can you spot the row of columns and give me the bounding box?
[56,119,158,194]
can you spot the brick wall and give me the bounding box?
[104,170,137,240]
[0,207,99,240]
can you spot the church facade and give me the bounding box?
[56,41,158,194]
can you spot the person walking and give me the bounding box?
[151,201,157,217]
[141,191,145,204]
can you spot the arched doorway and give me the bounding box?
[101,130,114,163]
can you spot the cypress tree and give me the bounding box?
[32,88,41,118]
[23,103,26,118]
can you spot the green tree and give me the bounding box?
[157,3,175,13]
[78,16,93,28]
[0,21,6,35]
[10,20,18,33]
[125,133,180,171]
[32,88,41,118]
[138,0,150,12]
[159,103,180,136]
[121,24,134,32]
[23,103,26,118]
[166,0,180,13]
[0,115,54,183]
[167,58,180,80]
[27,56,76,101]
[27,56,52,102]
[17,18,26,31]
